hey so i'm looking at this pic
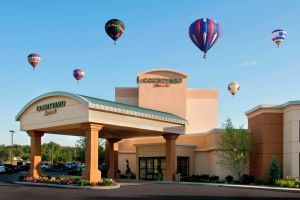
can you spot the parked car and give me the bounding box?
[68,163,82,175]
[4,164,17,173]
[64,162,73,170]
[41,162,51,171]
[51,162,65,170]
[19,163,30,171]
[0,162,6,173]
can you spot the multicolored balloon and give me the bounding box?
[228,82,240,96]
[105,19,125,45]
[272,29,287,47]
[27,53,41,70]
[73,69,85,83]
[189,18,221,59]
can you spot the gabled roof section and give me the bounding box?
[16,91,188,125]
[78,94,187,124]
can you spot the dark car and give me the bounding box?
[19,163,30,171]
[51,163,65,170]
[4,164,17,173]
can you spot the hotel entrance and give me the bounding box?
[138,156,190,180]
[139,157,166,180]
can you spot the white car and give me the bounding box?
[0,162,6,173]
[41,162,51,171]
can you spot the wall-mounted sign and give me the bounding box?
[36,101,66,116]
[140,78,182,87]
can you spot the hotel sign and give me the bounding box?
[36,101,66,116]
[140,78,182,87]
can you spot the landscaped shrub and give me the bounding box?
[209,175,219,182]
[225,175,234,183]
[269,156,281,185]
[241,174,255,184]
[275,177,300,188]
[199,174,210,182]
[98,178,113,186]
[255,178,265,185]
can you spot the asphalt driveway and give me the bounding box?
[0,182,300,200]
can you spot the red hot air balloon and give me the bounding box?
[73,69,85,83]
[27,53,41,70]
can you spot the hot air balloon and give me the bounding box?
[73,69,84,83]
[189,18,221,59]
[105,19,125,45]
[272,29,287,47]
[228,82,240,96]
[27,53,41,70]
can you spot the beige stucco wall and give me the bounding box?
[117,130,237,179]
[19,96,88,131]
[115,87,138,106]
[115,69,219,135]
[283,106,300,177]
[137,70,188,118]
[186,90,218,133]
[194,151,237,179]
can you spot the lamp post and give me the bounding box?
[9,130,15,165]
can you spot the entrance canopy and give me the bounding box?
[16,91,187,138]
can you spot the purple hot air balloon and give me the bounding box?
[73,69,85,83]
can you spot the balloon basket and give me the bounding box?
[203,54,207,59]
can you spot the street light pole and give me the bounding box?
[9,130,15,165]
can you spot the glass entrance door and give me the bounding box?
[139,157,165,180]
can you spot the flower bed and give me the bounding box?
[19,176,117,187]
[275,176,300,189]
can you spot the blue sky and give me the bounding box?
[0,0,299,146]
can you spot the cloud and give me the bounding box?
[239,60,258,67]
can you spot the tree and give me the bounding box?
[217,118,251,181]
[269,155,281,184]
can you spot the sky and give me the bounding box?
[0,0,299,146]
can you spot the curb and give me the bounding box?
[13,181,120,190]
[156,181,300,193]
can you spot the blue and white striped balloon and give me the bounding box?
[271,29,287,47]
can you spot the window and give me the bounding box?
[139,157,165,180]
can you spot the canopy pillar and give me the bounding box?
[107,138,122,179]
[27,130,44,178]
[81,123,103,184]
[163,133,179,181]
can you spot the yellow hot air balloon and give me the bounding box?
[228,82,240,96]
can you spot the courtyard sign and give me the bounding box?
[140,78,182,87]
[36,101,66,116]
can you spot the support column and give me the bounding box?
[81,123,103,184]
[27,131,44,178]
[107,138,121,179]
[163,134,179,181]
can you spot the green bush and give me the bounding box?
[99,178,113,186]
[269,156,281,185]
[255,178,264,185]
[225,175,234,183]
[79,180,91,186]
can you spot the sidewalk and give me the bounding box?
[158,181,300,193]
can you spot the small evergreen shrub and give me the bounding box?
[269,156,281,185]
[225,175,234,183]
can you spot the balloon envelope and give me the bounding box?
[272,29,287,47]
[189,18,221,58]
[28,53,41,69]
[228,82,240,96]
[73,69,85,81]
[105,19,125,43]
